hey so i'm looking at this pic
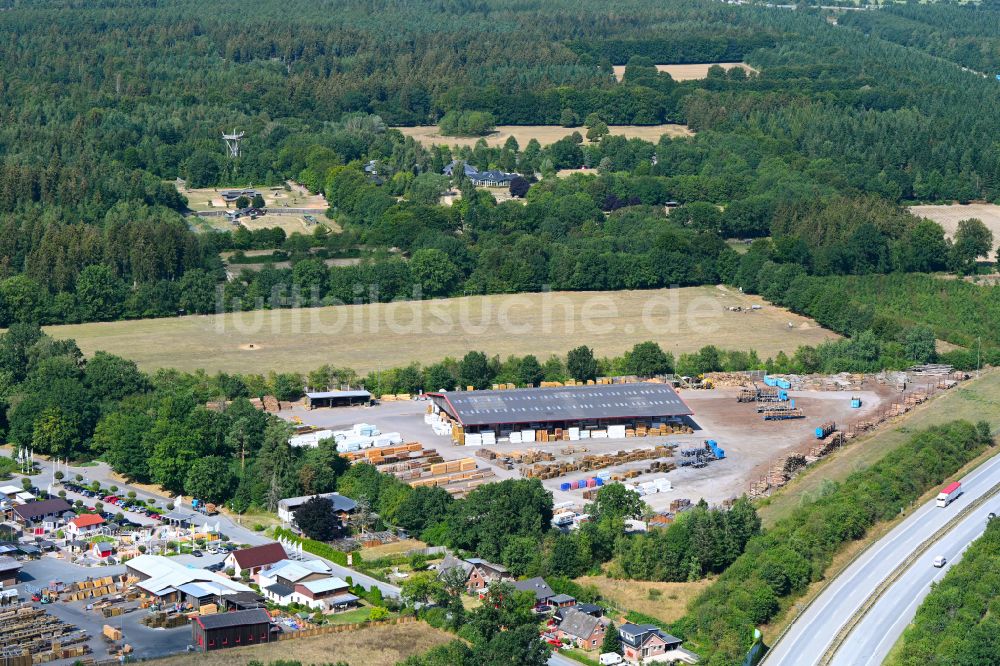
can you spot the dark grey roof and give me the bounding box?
[558,608,604,640]
[470,170,515,183]
[466,558,507,573]
[429,383,692,427]
[438,554,473,579]
[12,499,72,521]
[556,603,602,621]
[265,583,294,597]
[549,594,576,604]
[0,555,21,572]
[619,623,682,649]
[195,608,270,630]
[443,160,479,177]
[512,577,554,602]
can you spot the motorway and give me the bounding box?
[763,451,1000,666]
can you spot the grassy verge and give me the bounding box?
[758,368,1000,527]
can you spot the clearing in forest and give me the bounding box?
[42,286,837,375]
[908,202,1000,260]
[611,62,758,82]
[395,124,692,149]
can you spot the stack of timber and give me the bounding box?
[0,604,90,663]
[521,446,673,480]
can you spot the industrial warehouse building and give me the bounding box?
[428,383,693,434]
[304,389,372,409]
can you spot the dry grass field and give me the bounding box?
[152,621,453,666]
[395,124,692,149]
[577,575,713,622]
[611,62,758,82]
[42,286,838,375]
[198,213,332,236]
[909,202,1000,260]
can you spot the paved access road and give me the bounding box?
[763,452,1000,666]
[20,454,401,599]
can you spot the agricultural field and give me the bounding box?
[152,621,453,666]
[42,286,838,375]
[576,575,712,622]
[908,202,1000,260]
[611,62,758,82]
[395,124,692,149]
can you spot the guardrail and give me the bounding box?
[817,479,1000,665]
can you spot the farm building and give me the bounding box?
[427,383,693,434]
[305,389,372,409]
[191,608,273,651]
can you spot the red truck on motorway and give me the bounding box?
[936,481,963,507]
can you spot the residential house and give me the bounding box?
[469,170,516,187]
[0,556,21,586]
[91,541,113,559]
[618,623,683,663]
[438,555,511,594]
[443,160,479,178]
[512,577,556,610]
[262,582,295,606]
[291,576,358,612]
[556,607,610,651]
[225,542,287,577]
[277,493,357,531]
[66,514,105,539]
[0,485,21,500]
[11,499,73,533]
[256,559,331,589]
[191,608,272,651]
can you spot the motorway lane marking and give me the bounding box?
[855,562,950,665]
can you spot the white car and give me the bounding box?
[599,654,623,665]
[932,555,947,568]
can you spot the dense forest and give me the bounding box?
[0,1,999,328]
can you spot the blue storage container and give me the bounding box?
[764,376,777,387]
[815,427,824,438]
[560,482,571,491]
[851,397,862,408]
[595,478,605,486]
[776,379,791,390]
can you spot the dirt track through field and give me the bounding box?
[42,286,837,375]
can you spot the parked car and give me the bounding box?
[191,550,203,558]
[205,562,224,572]
[933,555,947,568]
